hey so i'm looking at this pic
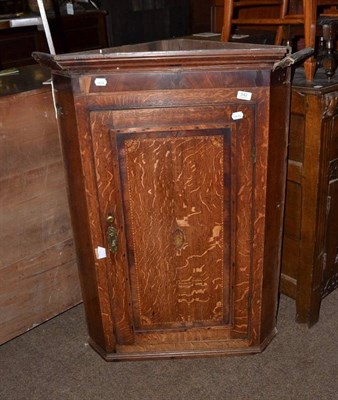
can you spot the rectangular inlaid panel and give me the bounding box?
[117,129,231,331]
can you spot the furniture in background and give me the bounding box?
[211,0,283,33]
[34,38,291,360]
[221,0,293,46]
[0,65,82,345]
[0,10,108,69]
[189,0,212,34]
[281,68,338,326]
[220,0,338,81]
[100,0,191,47]
[316,16,338,78]
[211,0,226,32]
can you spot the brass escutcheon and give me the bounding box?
[107,214,118,253]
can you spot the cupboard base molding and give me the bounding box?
[89,329,277,361]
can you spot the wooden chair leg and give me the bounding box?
[275,25,284,45]
[303,0,317,81]
[274,0,290,45]
[221,0,234,41]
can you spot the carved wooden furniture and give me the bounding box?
[34,38,291,360]
[0,65,82,345]
[280,68,338,326]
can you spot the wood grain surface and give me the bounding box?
[0,84,81,345]
[40,39,290,359]
[120,130,229,330]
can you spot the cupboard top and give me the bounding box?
[33,38,288,72]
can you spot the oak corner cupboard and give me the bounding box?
[34,39,291,361]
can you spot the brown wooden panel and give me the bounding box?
[0,239,80,345]
[55,85,116,352]
[190,0,212,33]
[284,180,302,239]
[117,129,230,330]
[82,86,265,111]
[290,90,306,114]
[0,90,60,180]
[0,161,72,266]
[89,101,256,348]
[211,4,224,33]
[281,236,300,280]
[279,272,297,299]
[0,84,81,345]
[289,113,305,164]
[287,160,302,183]
[88,70,270,93]
[110,106,235,131]
[281,76,338,326]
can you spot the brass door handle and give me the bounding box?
[107,214,118,253]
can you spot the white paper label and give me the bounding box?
[94,78,107,87]
[237,91,252,101]
[66,2,74,15]
[95,246,107,260]
[232,111,244,120]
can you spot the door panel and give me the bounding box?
[116,129,231,331]
[89,104,256,346]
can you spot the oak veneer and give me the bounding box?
[34,39,291,360]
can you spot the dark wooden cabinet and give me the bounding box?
[35,39,290,360]
[189,0,212,33]
[100,0,190,46]
[0,11,108,69]
[281,69,338,326]
[210,0,224,33]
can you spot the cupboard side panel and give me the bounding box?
[296,94,323,324]
[53,74,115,352]
[260,70,290,341]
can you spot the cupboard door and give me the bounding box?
[90,104,257,349]
[116,128,231,331]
